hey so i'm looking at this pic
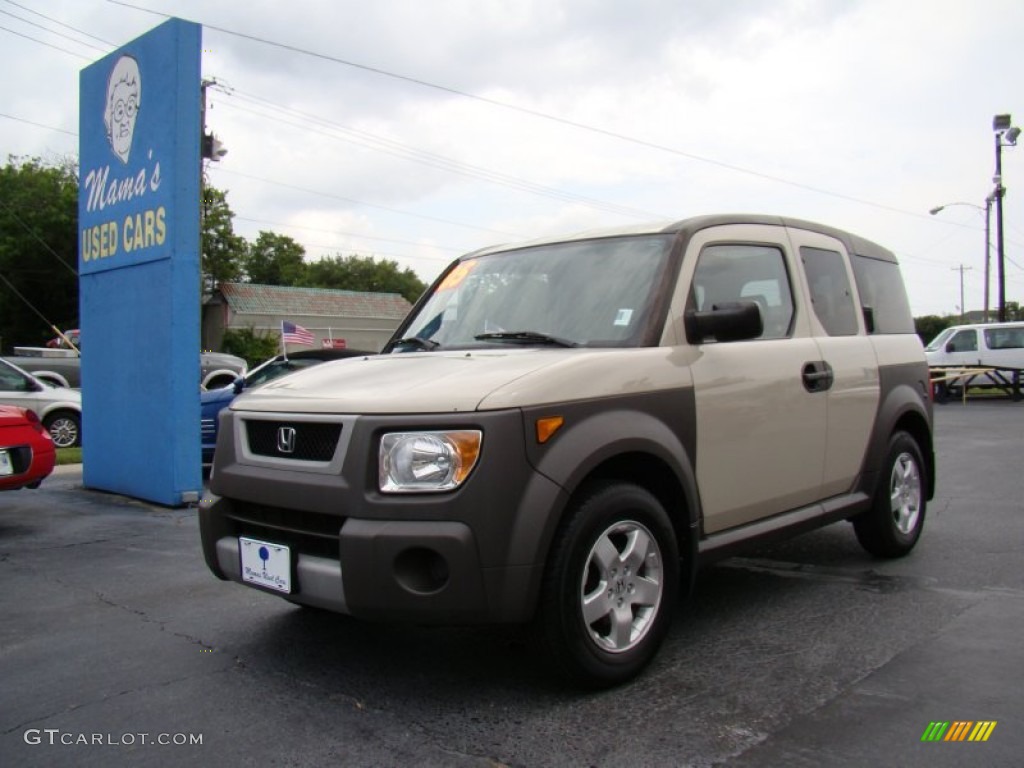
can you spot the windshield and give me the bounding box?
[925,328,955,351]
[397,234,675,350]
[246,358,325,389]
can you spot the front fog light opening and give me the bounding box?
[379,430,482,493]
[394,547,450,594]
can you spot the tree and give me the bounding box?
[0,156,79,350]
[244,231,306,286]
[220,325,280,367]
[302,254,426,304]
[201,185,247,293]
[914,315,953,346]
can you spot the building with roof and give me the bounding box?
[202,283,413,352]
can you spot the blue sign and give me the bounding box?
[79,19,202,506]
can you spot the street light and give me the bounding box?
[993,114,1019,322]
[929,198,995,321]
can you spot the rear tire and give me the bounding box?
[853,431,926,558]
[44,410,81,448]
[537,482,679,688]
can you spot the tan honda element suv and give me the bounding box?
[200,214,934,687]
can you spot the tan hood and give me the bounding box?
[231,347,693,415]
[231,350,568,414]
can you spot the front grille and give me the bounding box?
[224,502,342,559]
[200,418,217,440]
[245,420,342,461]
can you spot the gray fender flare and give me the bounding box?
[509,408,701,592]
[859,382,935,500]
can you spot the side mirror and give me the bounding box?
[232,376,245,394]
[945,342,956,354]
[685,301,763,344]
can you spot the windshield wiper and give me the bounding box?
[392,336,441,351]
[474,331,578,348]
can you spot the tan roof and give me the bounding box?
[216,283,412,319]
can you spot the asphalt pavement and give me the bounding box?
[1,400,1022,767]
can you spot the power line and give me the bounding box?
[0,23,91,59]
[234,216,462,253]
[14,0,1013,244]
[0,270,69,332]
[0,199,78,277]
[0,7,109,53]
[210,167,523,239]
[2,106,503,247]
[1,0,116,46]
[297,243,450,266]
[0,112,77,137]
[107,0,936,221]
[220,89,668,221]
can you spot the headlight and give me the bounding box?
[379,430,482,493]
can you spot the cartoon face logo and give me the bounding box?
[104,55,141,164]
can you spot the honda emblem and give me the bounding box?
[277,426,297,454]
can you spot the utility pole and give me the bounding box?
[994,130,1006,322]
[952,264,972,323]
[993,114,1020,323]
[984,193,994,323]
[199,79,228,306]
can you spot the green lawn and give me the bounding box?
[55,447,82,465]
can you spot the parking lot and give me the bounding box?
[1,402,1022,767]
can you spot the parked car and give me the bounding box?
[0,406,56,490]
[0,358,83,448]
[202,348,371,463]
[9,329,248,390]
[200,214,934,687]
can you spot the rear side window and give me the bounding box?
[984,327,1024,349]
[800,247,859,336]
[688,243,794,339]
[850,255,915,334]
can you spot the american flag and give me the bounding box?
[282,320,314,346]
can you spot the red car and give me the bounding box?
[0,405,56,490]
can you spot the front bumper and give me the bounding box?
[201,501,545,621]
[198,408,567,623]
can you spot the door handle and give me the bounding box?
[802,361,834,393]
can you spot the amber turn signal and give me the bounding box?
[535,416,564,444]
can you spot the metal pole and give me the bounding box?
[995,133,1007,322]
[984,196,992,323]
[952,265,971,323]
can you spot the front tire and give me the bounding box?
[537,482,679,688]
[853,431,926,558]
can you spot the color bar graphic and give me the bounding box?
[921,721,996,742]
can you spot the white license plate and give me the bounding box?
[0,450,12,476]
[239,537,291,593]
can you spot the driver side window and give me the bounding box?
[688,244,795,340]
[948,330,978,352]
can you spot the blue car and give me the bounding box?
[201,348,369,464]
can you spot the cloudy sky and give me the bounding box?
[2,0,1022,317]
